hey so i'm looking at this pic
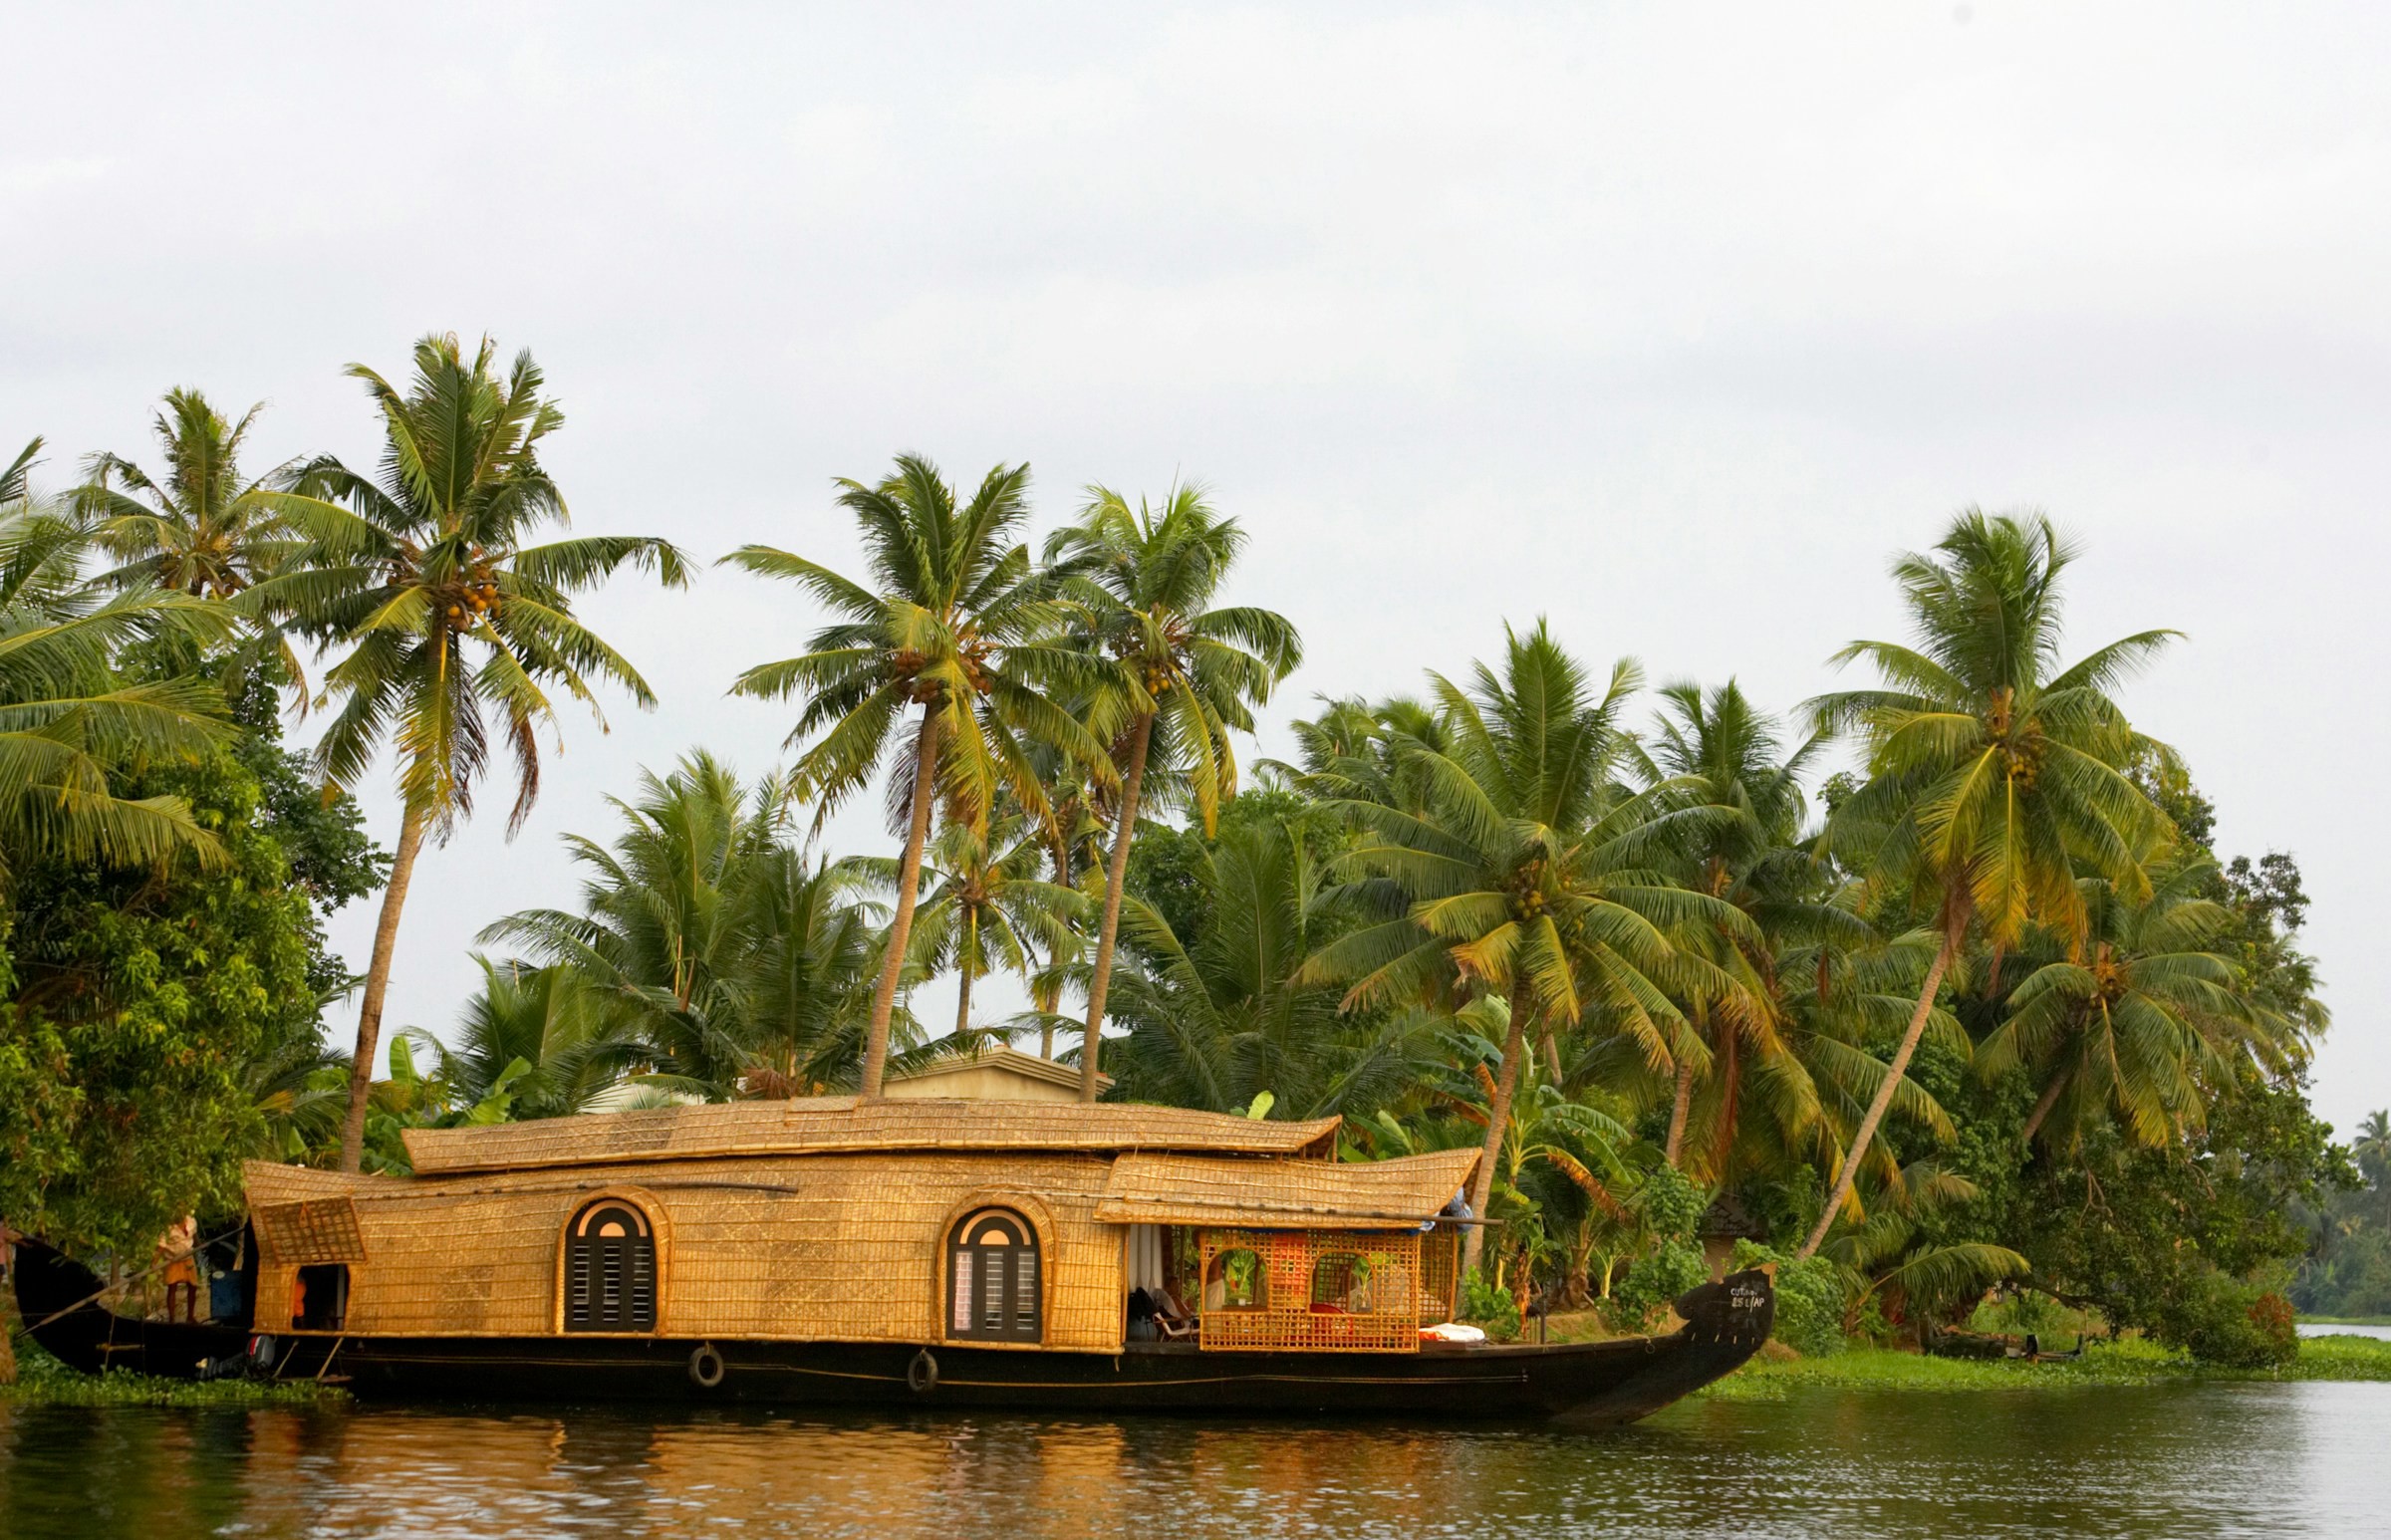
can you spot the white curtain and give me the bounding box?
[1128,1224,1165,1293]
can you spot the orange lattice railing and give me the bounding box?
[1196,1229,1424,1353]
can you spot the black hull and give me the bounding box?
[15,1241,1773,1425]
[241,1329,1757,1425]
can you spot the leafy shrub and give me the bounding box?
[1639,1163,1707,1243]
[2155,1270,2298,1369]
[1730,1239,1850,1358]
[1601,1239,1709,1335]
[1970,1287,2074,1339]
[1459,1267,1521,1342]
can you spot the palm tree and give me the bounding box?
[402,956,648,1120]
[1640,680,1829,1168]
[73,388,313,696]
[1023,743,1106,1057]
[2356,1111,2391,1185]
[76,389,300,602]
[1983,857,2285,1150]
[1044,485,1302,1099]
[1628,682,1955,1200]
[736,847,900,1096]
[243,1032,352,1161]
[725,455,1110,1096]
[889,808,1085,1038]
[1299,625,1748,1271]
[1826,1159,2029,1340]
[0,439,235,881]
[2,439,39,508]
[482,751,896,1098]
[252,334,689,1169]
[1795,511,2176,1257]
[2354,1111,2391,1230]
[1391,995,1636,1304]
[1103,815,1441,1119]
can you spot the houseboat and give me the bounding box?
[13,1096,1774,1424]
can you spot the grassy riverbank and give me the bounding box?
[1703,1334,2391,1401]
[1,1342,346,1410]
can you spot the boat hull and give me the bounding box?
[15,1240,1772,1425]
[260,1329,1758,1424]
[8,1237,252,1380]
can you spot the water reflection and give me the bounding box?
[4,1383,2388,1538]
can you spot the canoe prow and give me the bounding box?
[10,1236,249,1380]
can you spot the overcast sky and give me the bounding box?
[5,3,2385,1134]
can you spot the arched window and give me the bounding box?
[1203,1248,1266,1312]
[564,1199,657,1332]
[946,1208,1041,1343]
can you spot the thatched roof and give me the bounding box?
[1092,1147,1480,1229]
[244,1161,403,1204]
[399,1097,1342,1175]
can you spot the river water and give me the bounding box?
[3,1382,2386,1538]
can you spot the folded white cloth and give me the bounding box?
[1418,1322,1487,1343]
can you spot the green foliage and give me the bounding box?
[0,740,320,1252]
[2153,1271,2298,1369]
[0,458,235,878]
[1105,814,1440,1119]
[1601,1239,1709,1334]
[1459,1267,1522,1341]
[226,671,386,919]
[1705,1335,2391,1401]
[479,751,900,1098]
[2007,1069,2339,1342]
[1731,1239,1851,1357]
[1639,1162,1708,1243]
[2299,1107,2391,1318]
[1124,788,1341,956]
[1800,512,2181,1258]
[3,1339,342,1408]
[258,334,688,831]
[1046,484,1302,835]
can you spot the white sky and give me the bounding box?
[4,3,2385,1136]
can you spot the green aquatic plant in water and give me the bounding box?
[1,1341,344,1410]
[1703,1334,2391,1402]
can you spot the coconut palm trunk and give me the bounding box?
[954,908,978,1038]
[1663,997,1708,1168]
[862,710,942,1097]
[2018,1069,2069,1147]
[1462,989,1533,1275]
[1080,710,1154,1101]
[1711,1019,1741,1176]
[1796,902,1964,1259]
[1664,1061,1694,1167]
[339,806,427,1171]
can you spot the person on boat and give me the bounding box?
[156,1216,199,1324]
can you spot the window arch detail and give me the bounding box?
[564,1198,658,1333]
[946,1207,1042,1343]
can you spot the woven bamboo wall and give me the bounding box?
[243,1153,1125,1350]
